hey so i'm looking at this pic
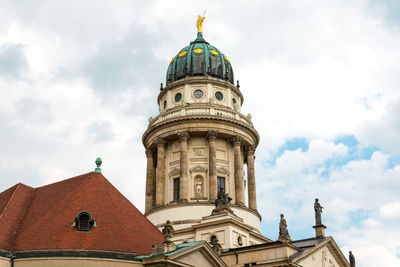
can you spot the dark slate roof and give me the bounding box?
[0,172,164,256]
[289,237,328,260]
[166,33,234,85]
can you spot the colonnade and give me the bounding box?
[144,131,257,212]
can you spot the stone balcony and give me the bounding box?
[148,104,253,128]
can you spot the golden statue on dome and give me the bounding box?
[196,12,205,33]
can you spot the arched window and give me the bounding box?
[73,211,96,232]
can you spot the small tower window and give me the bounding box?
[217,177,225,194]
[174,93,182,102]
[173,178,180,201]
[73,211,96,232]
[163,100,167,110]
[215,91,223,101]
[193,89,203,99]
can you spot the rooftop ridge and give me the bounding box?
[35,171,99,189]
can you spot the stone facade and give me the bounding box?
[143,76,262,247]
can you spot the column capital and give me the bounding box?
[155,137,167,147]
[230,136,243,146]
[178,132,190,142]
[207,131,218,142]
[246,145,255,155]
[145,148,154,158]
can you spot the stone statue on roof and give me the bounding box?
[212,190,233,215]
[162,220,174,242]
[349,251,355,267]
[314,198,324,225]
[278,213,292,242]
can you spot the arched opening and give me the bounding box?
[73,211,96,232]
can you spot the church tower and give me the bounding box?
[143,18,268,248]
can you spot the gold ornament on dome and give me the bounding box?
[196,14,205,33]
[224,55,229,62]
[170,57,175,64]
[210,49,219,56]
[179,51,187,58]
[194,48,203,54]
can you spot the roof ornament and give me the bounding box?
[277,213,292,243]
[196,11,205,33]
[212,190,233,215]
[349,251,355,267]
[236,80,240,90]
[210,235,222,255]
[159,82,164,91]
[162,220,174,243]
[314,198,324,225]
[94,157,102,173]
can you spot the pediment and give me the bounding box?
[217,166,230,175]
[171,242,227,267]
[190,165,208,173]
[294,237,349,267]
[169,167,180,177]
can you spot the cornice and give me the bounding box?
[143,116,259,148]
[145,201,262,221]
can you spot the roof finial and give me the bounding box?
[196,12,205,33]
[94,157,102,173]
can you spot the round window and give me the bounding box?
[232,98,236,104]
[174,93,182,102]
[193,89,203,99]
[215,91,223,101]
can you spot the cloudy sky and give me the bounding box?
[1,0,399,265]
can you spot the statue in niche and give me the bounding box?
[195,177,203,197]
[314,198,324,225]
[212,190,233,215]
[278,213,292,242]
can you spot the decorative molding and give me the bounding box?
[207,130,218,141]
[217,166,230,176]
[190,165,208,174]
[168,167,180,178]
[145,148,154,158]
[190,158,207,163]
[231,136,242,146]
[155,137,167,147]
[178,132,190,142]
[193,148,204,157]
[246,145,255,155]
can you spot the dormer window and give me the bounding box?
[73,211,96,232]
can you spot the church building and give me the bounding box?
[0,16,352,267]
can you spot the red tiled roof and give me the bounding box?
[0,172,164,255]
[0,183,34,251]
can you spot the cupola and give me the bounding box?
[166,32,234,85]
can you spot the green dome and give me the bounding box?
[166,33,234,85]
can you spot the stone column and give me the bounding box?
[232,136,245,206]
[246,146,257,210]
[207,131,218,201]
[145,148,155,212]
[178,132,189,202]
[155,138,166,206]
